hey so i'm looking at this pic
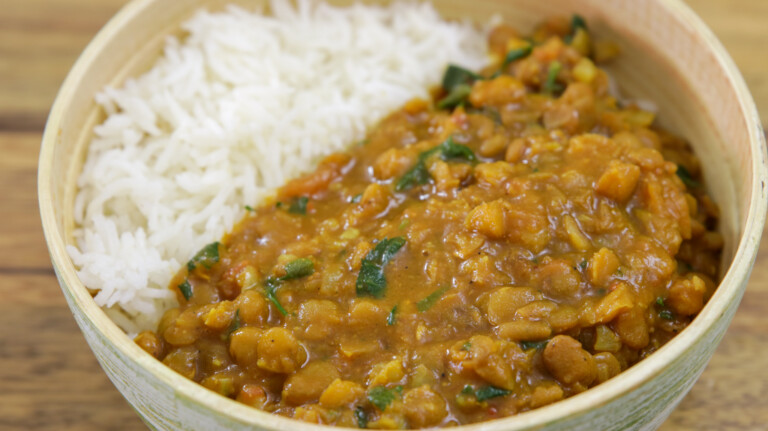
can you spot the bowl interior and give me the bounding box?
[39,0,767,429]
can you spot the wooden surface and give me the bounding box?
[1,0,766,430]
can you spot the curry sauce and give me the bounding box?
[135,16,722,428]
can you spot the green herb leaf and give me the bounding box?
[543,61,563,95]
[676,165,701,188]
[395,159,431,191]
[659,309,674,320]
[395,137,475,191]
[503,44,532,66]
[275,201,283,208]
[565,14,589,44]
[579,260,588,270]
[520,340,548,351]
[289,196,309,214]
[461,341,472,351]
[482,107,503,125]
[354,406,368,428]
[244,205,254,212]
[442,64,482,92]
[417,286,450,312]
[437,83,472,110]
[223,309,241,340]
[461,385,475,395]
[178,279,193,301]
[356,237,406,298]
[475,385,512,402]
[572,14,588,31]
[281,257,314,280]
[398,219,411,230]
[387,305,398,326]
[439,136,477,162]
[265,277,289,316]
[350,193,362,203]
[187,242,220,272]
[367,386,399,411]
[656,297,666,307]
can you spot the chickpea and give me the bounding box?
[403,386,448,428]
[229,327,262,368]
[543,335,597,388]
[319,379,365,409]
[234,290,269,326]
[298,299,342,341]
[282,362,340,406]
[162,346,199,380]
[134,331,164,359]
[256,327,307,374]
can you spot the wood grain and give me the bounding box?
[1,0,766,430]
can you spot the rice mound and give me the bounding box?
[67,0,488,333]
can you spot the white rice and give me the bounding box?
[67,0,488,334]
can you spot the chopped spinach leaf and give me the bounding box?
[439,136,477,162]
[223,309,241,340]
[417,286,449,312]
[477,107,503,125]
[395,159,432,191]
[543,61,563,95]
[387,305,398,326]
[659,309,674,320]
[565,14,589,43]
[475,385,512,402]
[187,242,220,272]
[265,277,289,316]
[438,64,484,110]
[395,136,476,191]
[442,64,482,92]
[520,340,548,351]
[354,406,368,428]
[367,386,399,411]
[281,257,314,280]
[178,279,193,301]
[437,83,472,110]
[503,44,532,66]
[356,237,406,298]
[244,205,254,212]
[676,165,701,188]
[289,196,309,215]
[572,14,588,31]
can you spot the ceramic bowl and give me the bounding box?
[38,0,767,430]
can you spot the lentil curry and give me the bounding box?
[135,15,723,428]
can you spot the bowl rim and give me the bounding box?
[38,0,768,429]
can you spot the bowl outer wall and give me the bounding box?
[38,0,768,430]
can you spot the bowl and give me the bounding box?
[38,0,767,430]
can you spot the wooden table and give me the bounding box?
[1,0,765,429]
